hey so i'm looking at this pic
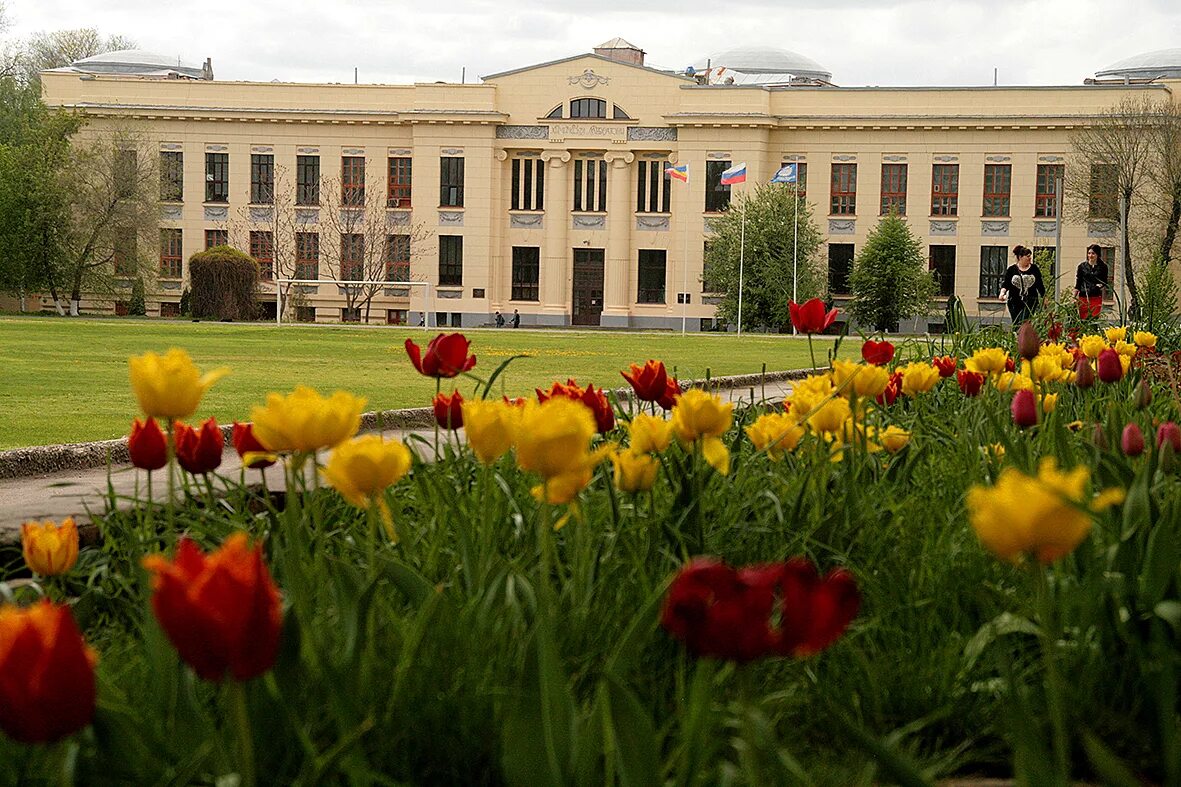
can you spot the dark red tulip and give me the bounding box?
[1122,423,1145,457]
[433,390,464,430]
[860,340,895,366]
[957,370,985,397]
[876,371,903,405]
[404,333,477,378]
[174,418,223,474]
[1133,381,1153,410]
[1017,322,1040,361]
[1011,389,1037,428]
[1047,322,1064,343]
[1097,349,1123,383]
[537,379,615,433]
[1157,422,1181,452]
[774,558,860,657]
[621,360,669,402]
[232,422,275,469]
[129,417,168,471]
[789,298,838,334]
[657,377,682,411]
[932,355,958,378]
[1074,357,1095,390]
[1004,357,1016,373]
[1092,423,1109,450]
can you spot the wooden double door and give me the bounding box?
[571,249,604,326]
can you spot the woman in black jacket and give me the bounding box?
[1000,245,1046,326]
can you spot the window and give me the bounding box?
[295,232,319,279]
[931,164,958,216]
[160,228,183,278]
[1089,164,1117,219]
[828,243,854,295]
[205,153,228,202]
[983,164,1011,217]
[830,164,857,215]
[296,306,316,322]
[341,308,362,323]
[340,233,364,280]
[546,105,563,119]
[1036,164,1064,218]
[439,235,463,286]
[251,154,274,204]
[929,245,956,297]
[705,160,732,213]
[637,250,667,304]
[387,309,407,325]
[388,156,412,207]
[296,155,320,205]
[979,246,1007,298]
[511,246,540,301]
[160,151,183,202]
[573,159,607,212]
[637,160,671,213]
[114,227,137,275]
[880,164,907,215]
[160,302,181,317]
[781,162,808,196]
[250,230,274,281]
[114,149,137,199]
[613,104,631,120]
[341,156,365,206]
[570,98,607,118]
[511,157,545,211]
[440,157,464,207]
[205,229,228,249]
[385,234,410,281]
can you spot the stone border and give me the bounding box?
[0,369,810,480]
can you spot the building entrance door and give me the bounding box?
[572,249,604,326]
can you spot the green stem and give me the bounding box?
[1033,564,1070,783]
[807,334,818,371]
[228,681,256,787]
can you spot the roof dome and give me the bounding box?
[1095,47,1181,80]
[68,49,206,79]
[692,46,831,82]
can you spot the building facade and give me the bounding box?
[35,41,1181,329]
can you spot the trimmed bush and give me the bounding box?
[188,246,258,321]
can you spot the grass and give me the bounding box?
[0,316,852,448]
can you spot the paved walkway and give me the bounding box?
[0,381,790,541]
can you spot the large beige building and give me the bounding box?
[36,41,1181,329]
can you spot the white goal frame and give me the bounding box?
[274,279,436,328]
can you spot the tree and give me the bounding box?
[701,183,824,331]
[16,29,136,87]
[847,213,935,332]
[189,246,258,321]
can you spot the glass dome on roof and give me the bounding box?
[68,49,205,78]
[691,46,831,82]
[1095,47,1181,80]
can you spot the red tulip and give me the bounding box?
[1004,357,1016,373]
[957,370,985,397]
[433,390,464,430]
[1097,348,1123,383]
[789,298,838,334]
[1122,423,1145,457]
[1017,321,1040,361]
[1157,422,1181,452]
[1011,389,1037,428]
[876,371,903,405]
[0,600,97,743]
[1074,357,1095,390]
[1047,322,1064,343]
[1134,381,1153,410]
[537,379,615,433]
[774,558,860,657]
[932,355,958,378]
[860,340,895,366]
[404,333,476,378]
[174,418,224,474]
[657,377,682,411]
[502,395,528,408]
[129,417,167,471]
[232,422,275,469]
[621,360,669,402]
[143,534,282,682]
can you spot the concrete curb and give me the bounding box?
[0,368,810,480]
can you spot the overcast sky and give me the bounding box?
[6,0,1180,87]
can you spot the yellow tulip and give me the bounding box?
[532,469,594,506]
[610,449,659,492]
[628,413,674,454]
[21,517,79,576]
[129,348,229,420]
[701,436,730,476]
[831,360,890,399]
[965,347,1009,375]
[1114,340,1138,358]
[900,362,941,396]
[967,459,1123,564]
[1029,355,1067,383]
[321,435,412,509]
[670,389,733,443]
[994,372,1034,393]
[801,395,851,435]
[1078,334,1107,359]
[746,412,806,460]
[250,386,365,453]
[462,399,517,464]
[880,425,910,454]
[1041,393,1058,414]
[1134,331,1158,348]
[515,398,598,479]
[1105,326,1128,344]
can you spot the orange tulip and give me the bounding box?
[21,517,79,576]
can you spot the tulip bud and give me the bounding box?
[1092,423,1109,450]
[1011,389,1037,428]
[1121,423,1145,457]
[1133,380,1153,410]
[1074,356,1095,390]
[1161,440,1177,473]
[1017,321,1040,361]
[1157,421,1181,452]
[1097,348,1124,383]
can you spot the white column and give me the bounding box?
[603,152,635,326]
[541,151,571,323]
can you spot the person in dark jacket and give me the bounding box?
[1073,244,1108,322]
[511,309,520,328]
[1000,244,1046,327]
[494,310,505,327]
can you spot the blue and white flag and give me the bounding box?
[771,164,798,184]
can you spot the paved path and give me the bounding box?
[0,381,791,541]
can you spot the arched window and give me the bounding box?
[612,104,631,120]
[570,98,607,119]
[546,104,563,119]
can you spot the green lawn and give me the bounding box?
[0,317,849,448]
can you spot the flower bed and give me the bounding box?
[2,309,1180,784]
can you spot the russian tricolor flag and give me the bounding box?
[720,162,747,185]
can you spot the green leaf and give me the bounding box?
[1140,521,1179,606]
[603,580,666,678]
[826,707,933,787]
[481,353,531,399]
[1121,467,1151,541]
[1081,731,1142,787]
[962,612,1039,672]
[603,675,661,787]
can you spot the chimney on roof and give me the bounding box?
[202,58,214,81]
[594,38,645,67]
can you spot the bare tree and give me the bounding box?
[1143,102,1181,268]
[230,165,305,319]
[17,28,136,86]
[319,162,434,323]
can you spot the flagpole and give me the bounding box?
[681,184,689,336]
[792,185,799,336]
[737,200,745,337]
